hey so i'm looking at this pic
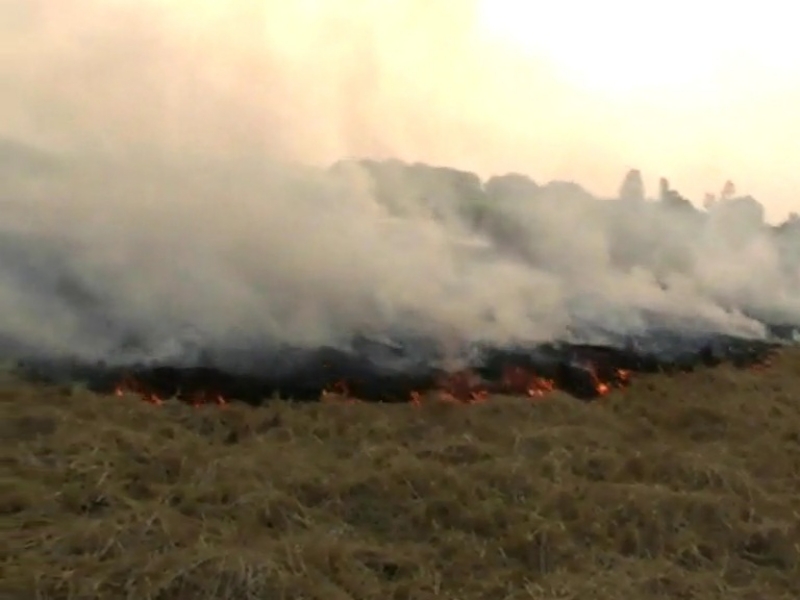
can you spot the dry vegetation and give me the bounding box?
[2,350,800,600]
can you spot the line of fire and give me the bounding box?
[15,335,778,408]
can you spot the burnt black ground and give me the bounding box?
[13,334,780,403]
[2,349,800,599]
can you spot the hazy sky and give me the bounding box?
[2,0,799,221]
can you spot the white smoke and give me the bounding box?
[0,0,798,366]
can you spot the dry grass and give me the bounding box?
[2,350,800,600]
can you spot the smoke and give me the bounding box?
[0,0,510,160]
[1,1,799,366]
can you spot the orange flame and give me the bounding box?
[434,370,489,404]
[113,375,229,407]
[110,358,649,408]
[114,375,163,406]
[187,391,227,408]
[500,365,556,398]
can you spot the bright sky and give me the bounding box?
[478,0,799,94]
[475,0,800,219]
[2,0,799,221]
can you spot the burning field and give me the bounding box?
[2,348,800,599]
[4,2,800,597]
[2,149,800,598]
[16,331,781,407]
[4,157,800,412]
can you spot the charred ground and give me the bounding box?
[2,349,800,600]
[14,333,781,405]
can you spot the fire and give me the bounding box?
[500,365,556,397]
[113,375,226,408]
[111,362,630,406]
[408,361,626,405]
[616,368,632,382]
[434,370,489,404]
[106,357,667,408]
[114,375,163,406]
[583,364,604,396]
[186,391,227,408]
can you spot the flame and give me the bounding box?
[500,365,556,397]
[114,375,163,406]
[187,391,227,408]
[434,370,489,404]
[113,375,228,407]
[110,358,640,408]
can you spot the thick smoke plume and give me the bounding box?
[2,1,800,369]
[3,144,800,366]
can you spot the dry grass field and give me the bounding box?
[2,350,800,599]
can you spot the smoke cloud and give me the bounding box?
[1,0,800,367]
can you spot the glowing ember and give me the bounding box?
[109,359,631,406]
[114,376,163,406]
[500,365,556,397]
[98,338,777,408]
[187,391,227,408]
[434,369,487,403]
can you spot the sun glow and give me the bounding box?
[476,0,797,98]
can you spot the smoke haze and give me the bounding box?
[1,0,800,365]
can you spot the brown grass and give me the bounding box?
[2,350,800,600]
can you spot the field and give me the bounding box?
[2,350,800,600]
